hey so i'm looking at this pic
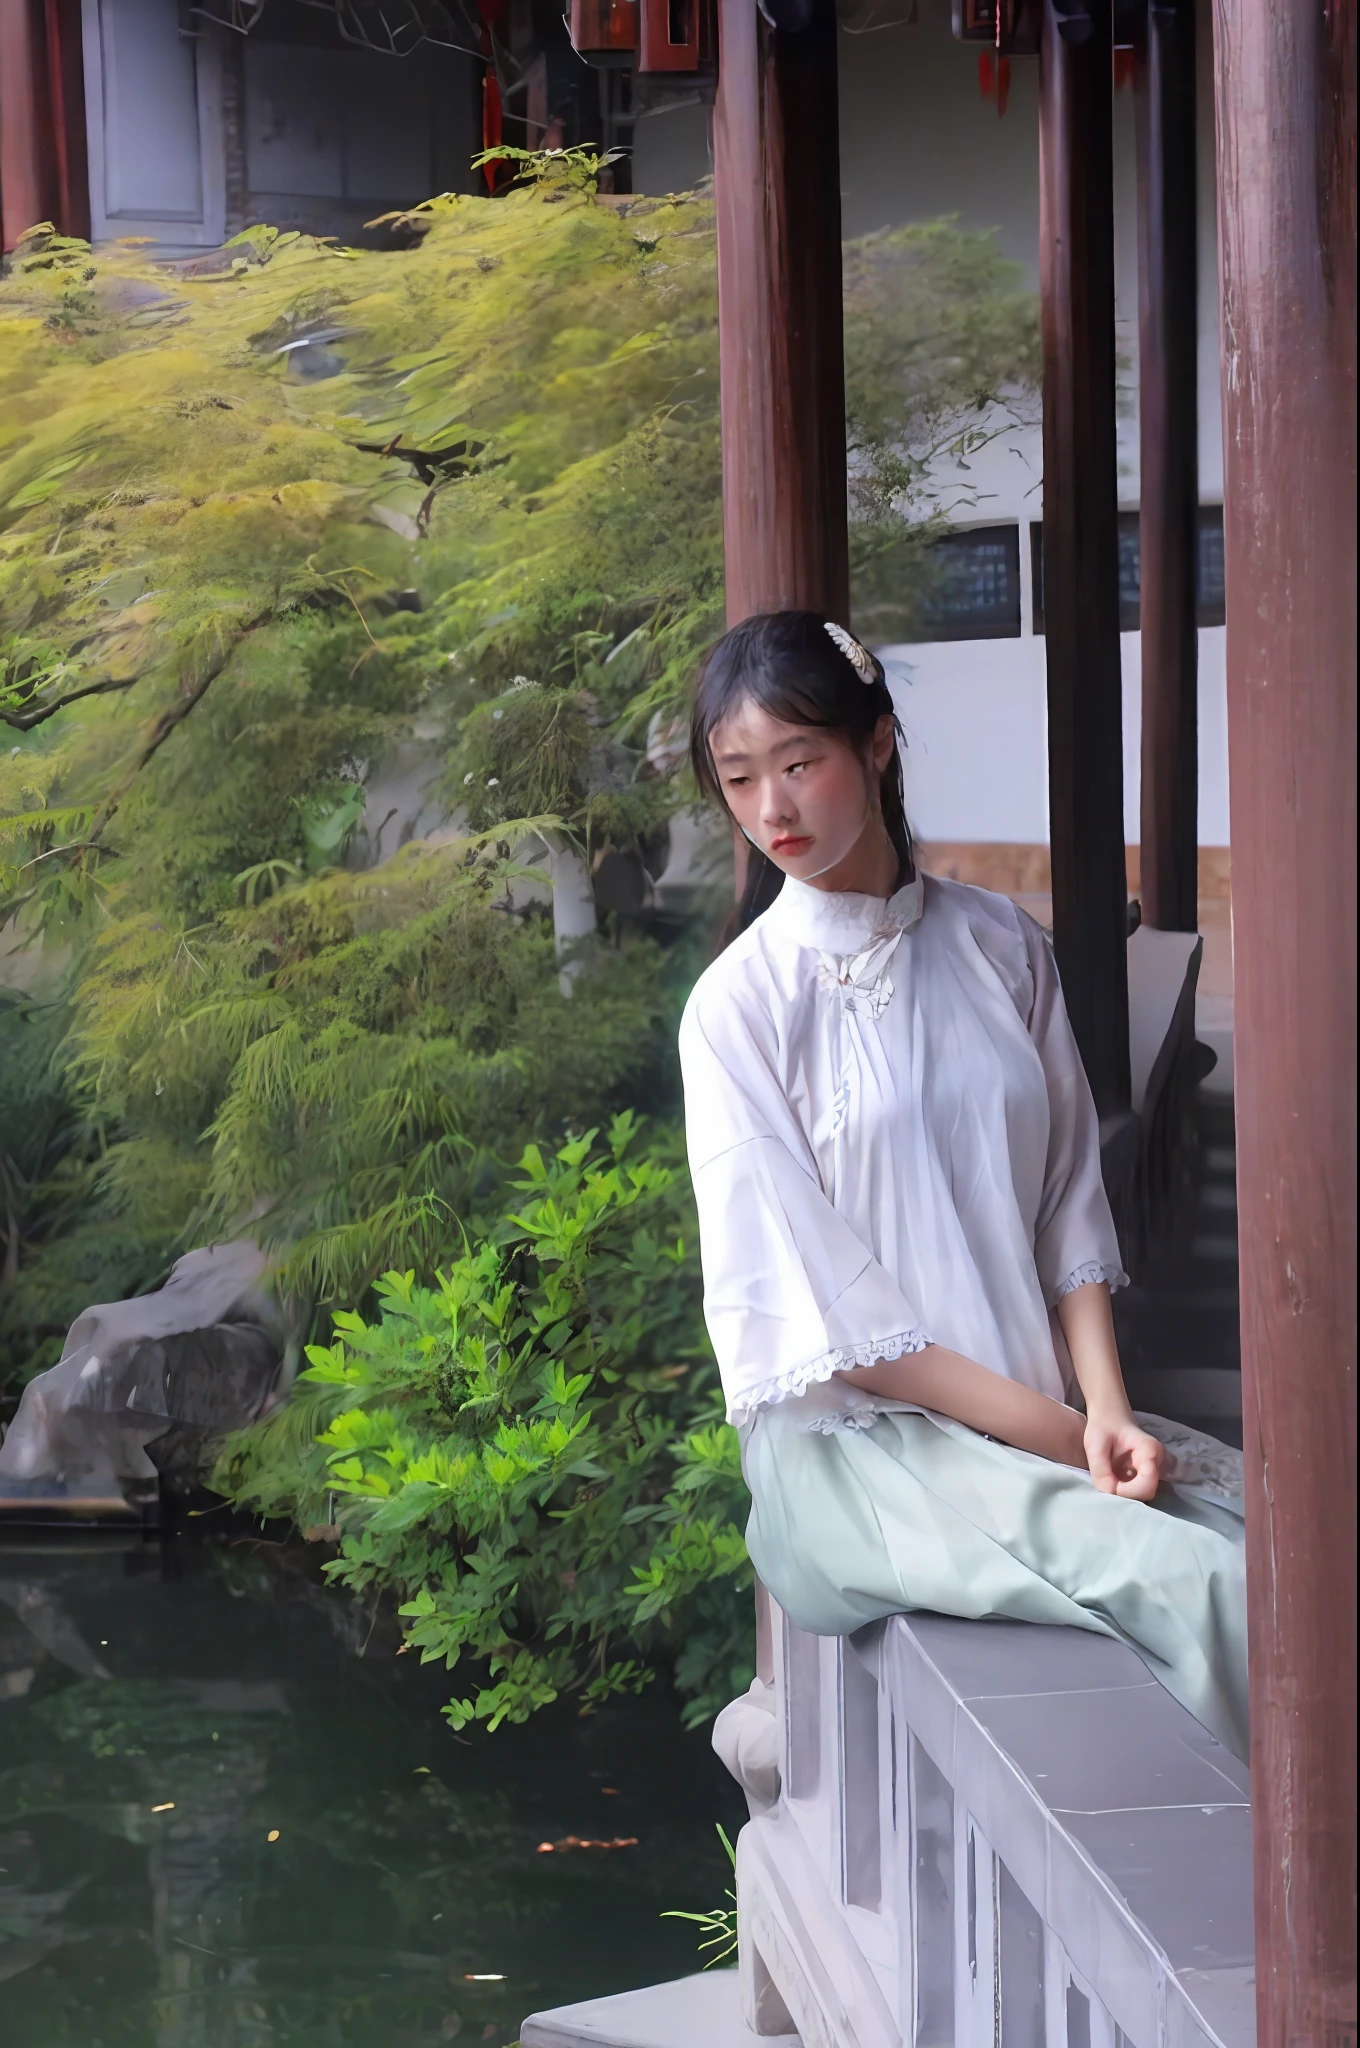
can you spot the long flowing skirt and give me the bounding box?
[742,1403,1249,1761]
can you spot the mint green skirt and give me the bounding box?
[743,1403,1249,1760]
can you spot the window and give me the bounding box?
[1030,507,1227,634]
[919,525,1023,641]
[1117,511,1142,630]
[1196,505,1226,626]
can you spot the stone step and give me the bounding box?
[520,1970,800,2048]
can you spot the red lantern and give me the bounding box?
[568,0,638,55]
[639,0,701,73]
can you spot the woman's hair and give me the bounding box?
[689,609,914,931]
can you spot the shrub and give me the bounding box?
[212,1116,755,1731]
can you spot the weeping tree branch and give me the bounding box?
[84,609,272,849]
[0,672,140,733]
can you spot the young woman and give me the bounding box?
[680,610,1248,1759]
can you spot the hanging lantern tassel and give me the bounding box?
[482,67,504,190]
[996,54,1011,115]
[1113,45,1135,90]
[978,47,995,99]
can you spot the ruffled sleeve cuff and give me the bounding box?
[727,1325,931,1428]
[1049,1259,1129,1306]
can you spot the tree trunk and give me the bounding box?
[545,832,597,992]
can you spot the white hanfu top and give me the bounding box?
[678,872,1127,1430]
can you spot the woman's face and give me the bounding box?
[708,699,897,885]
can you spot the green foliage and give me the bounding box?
[0,186,730,1368]
[0,185,1034,1385]
[843,219,1039,640]
[213,1118,755,1731]
[662,1822,739,1966]
[465,144,627,192]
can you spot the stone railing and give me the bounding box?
[734,1602,1254,2048]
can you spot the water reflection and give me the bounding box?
[0,1534,743,2045]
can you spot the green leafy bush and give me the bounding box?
[0,172,1035,1384]
[213,1116,755,1731]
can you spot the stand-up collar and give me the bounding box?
[764,871,926,955]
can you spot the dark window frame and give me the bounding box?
[917,523,1023,642]
[1029,505,1226,634]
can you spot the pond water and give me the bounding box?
[0,1529,746,2046]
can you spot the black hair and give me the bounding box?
[689,609,914,932]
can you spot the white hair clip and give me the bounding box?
[823,620,878,684]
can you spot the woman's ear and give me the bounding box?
[871,713,898,776]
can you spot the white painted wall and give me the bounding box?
[886,627,1229,847]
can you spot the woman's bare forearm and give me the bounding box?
[838,1346,1087,1466]
[1056,1281,1134,1421]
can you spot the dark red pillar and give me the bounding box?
[1135,0,1199,934]
[712,0,849,626]
[1038,0,1131,1115]
[0,0,89,251]
[1214,0,1357,2038]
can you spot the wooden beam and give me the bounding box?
[1135,0,1199,934]
[1213,0,1358,2038]
[712,0,850,626]
[1038,0,1131,1115]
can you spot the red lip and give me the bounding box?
[770,835,814,855]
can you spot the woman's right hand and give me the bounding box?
[1083,1411,1165,1501]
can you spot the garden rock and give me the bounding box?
[0,1242,285,1495]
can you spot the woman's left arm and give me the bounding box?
[1018,911,1164,1501]
[1058,1280,1165,1500]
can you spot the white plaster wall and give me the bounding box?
[885,627,1229,847]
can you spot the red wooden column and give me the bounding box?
[711,0,850,626]
[0,0,51,250]
[0,0,89,251]
[1135,0,1198,934]
[1214,0,1358,2039]
[1038,0,1131,1115]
